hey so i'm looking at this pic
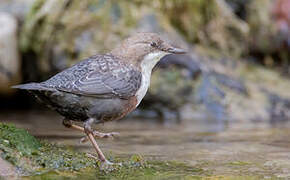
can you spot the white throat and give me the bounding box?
[135,51,169,107]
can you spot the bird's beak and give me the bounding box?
[160,42,187,54]
[167,47,187,54]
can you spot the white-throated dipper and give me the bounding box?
[13,32,186,167]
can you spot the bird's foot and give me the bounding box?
[86,153,122,171]
[80,131,120,143]
[99,160,122,171]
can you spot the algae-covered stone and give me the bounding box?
[0,123,40,157]
[0,123,95,175]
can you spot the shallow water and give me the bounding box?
[1,109,290,178]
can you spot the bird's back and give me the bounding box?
[12,53,142,122]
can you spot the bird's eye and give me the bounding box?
[150,42,157,47]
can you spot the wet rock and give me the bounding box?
[193,72,227,127]
[158,54,201,79]
[267,93,290,125]
[209,71,248,95]
[137,53,231,127]
[136,51,254,127]
[0,13,21,95]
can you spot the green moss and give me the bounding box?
[0,123,95,174]
[32,143,96,172]
[0,123,40,156]
[27,160,206,180]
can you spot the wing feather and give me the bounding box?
[43,54,142,99]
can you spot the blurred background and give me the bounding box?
[0,0,290,177]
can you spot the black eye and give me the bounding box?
[150,42,157,47]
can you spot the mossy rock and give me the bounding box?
[0,123,96,175]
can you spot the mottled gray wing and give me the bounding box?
[43,54,142,99]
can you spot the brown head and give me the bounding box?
[110,32,186,68]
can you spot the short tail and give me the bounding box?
[12,83,50,91]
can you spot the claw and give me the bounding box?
[80,137,87,143]
[86,153,122,171]
[100,160,122,171]
[80,131,120,143]
[93,131,120,138]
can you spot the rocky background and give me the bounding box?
[0,0,289,127]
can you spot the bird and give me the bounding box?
[12,32,186,167]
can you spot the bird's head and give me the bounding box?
[111,32,186,70]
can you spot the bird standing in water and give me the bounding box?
[13,33,186,167]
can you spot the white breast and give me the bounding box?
[135,51,169,107]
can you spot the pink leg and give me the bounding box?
[62,119,118,162]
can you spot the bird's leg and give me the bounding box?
[63,118,120,169]
[84,118,110,164]
[62,119,119,142]
[63,118,84,131]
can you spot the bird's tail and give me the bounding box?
[12,83,49,91]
